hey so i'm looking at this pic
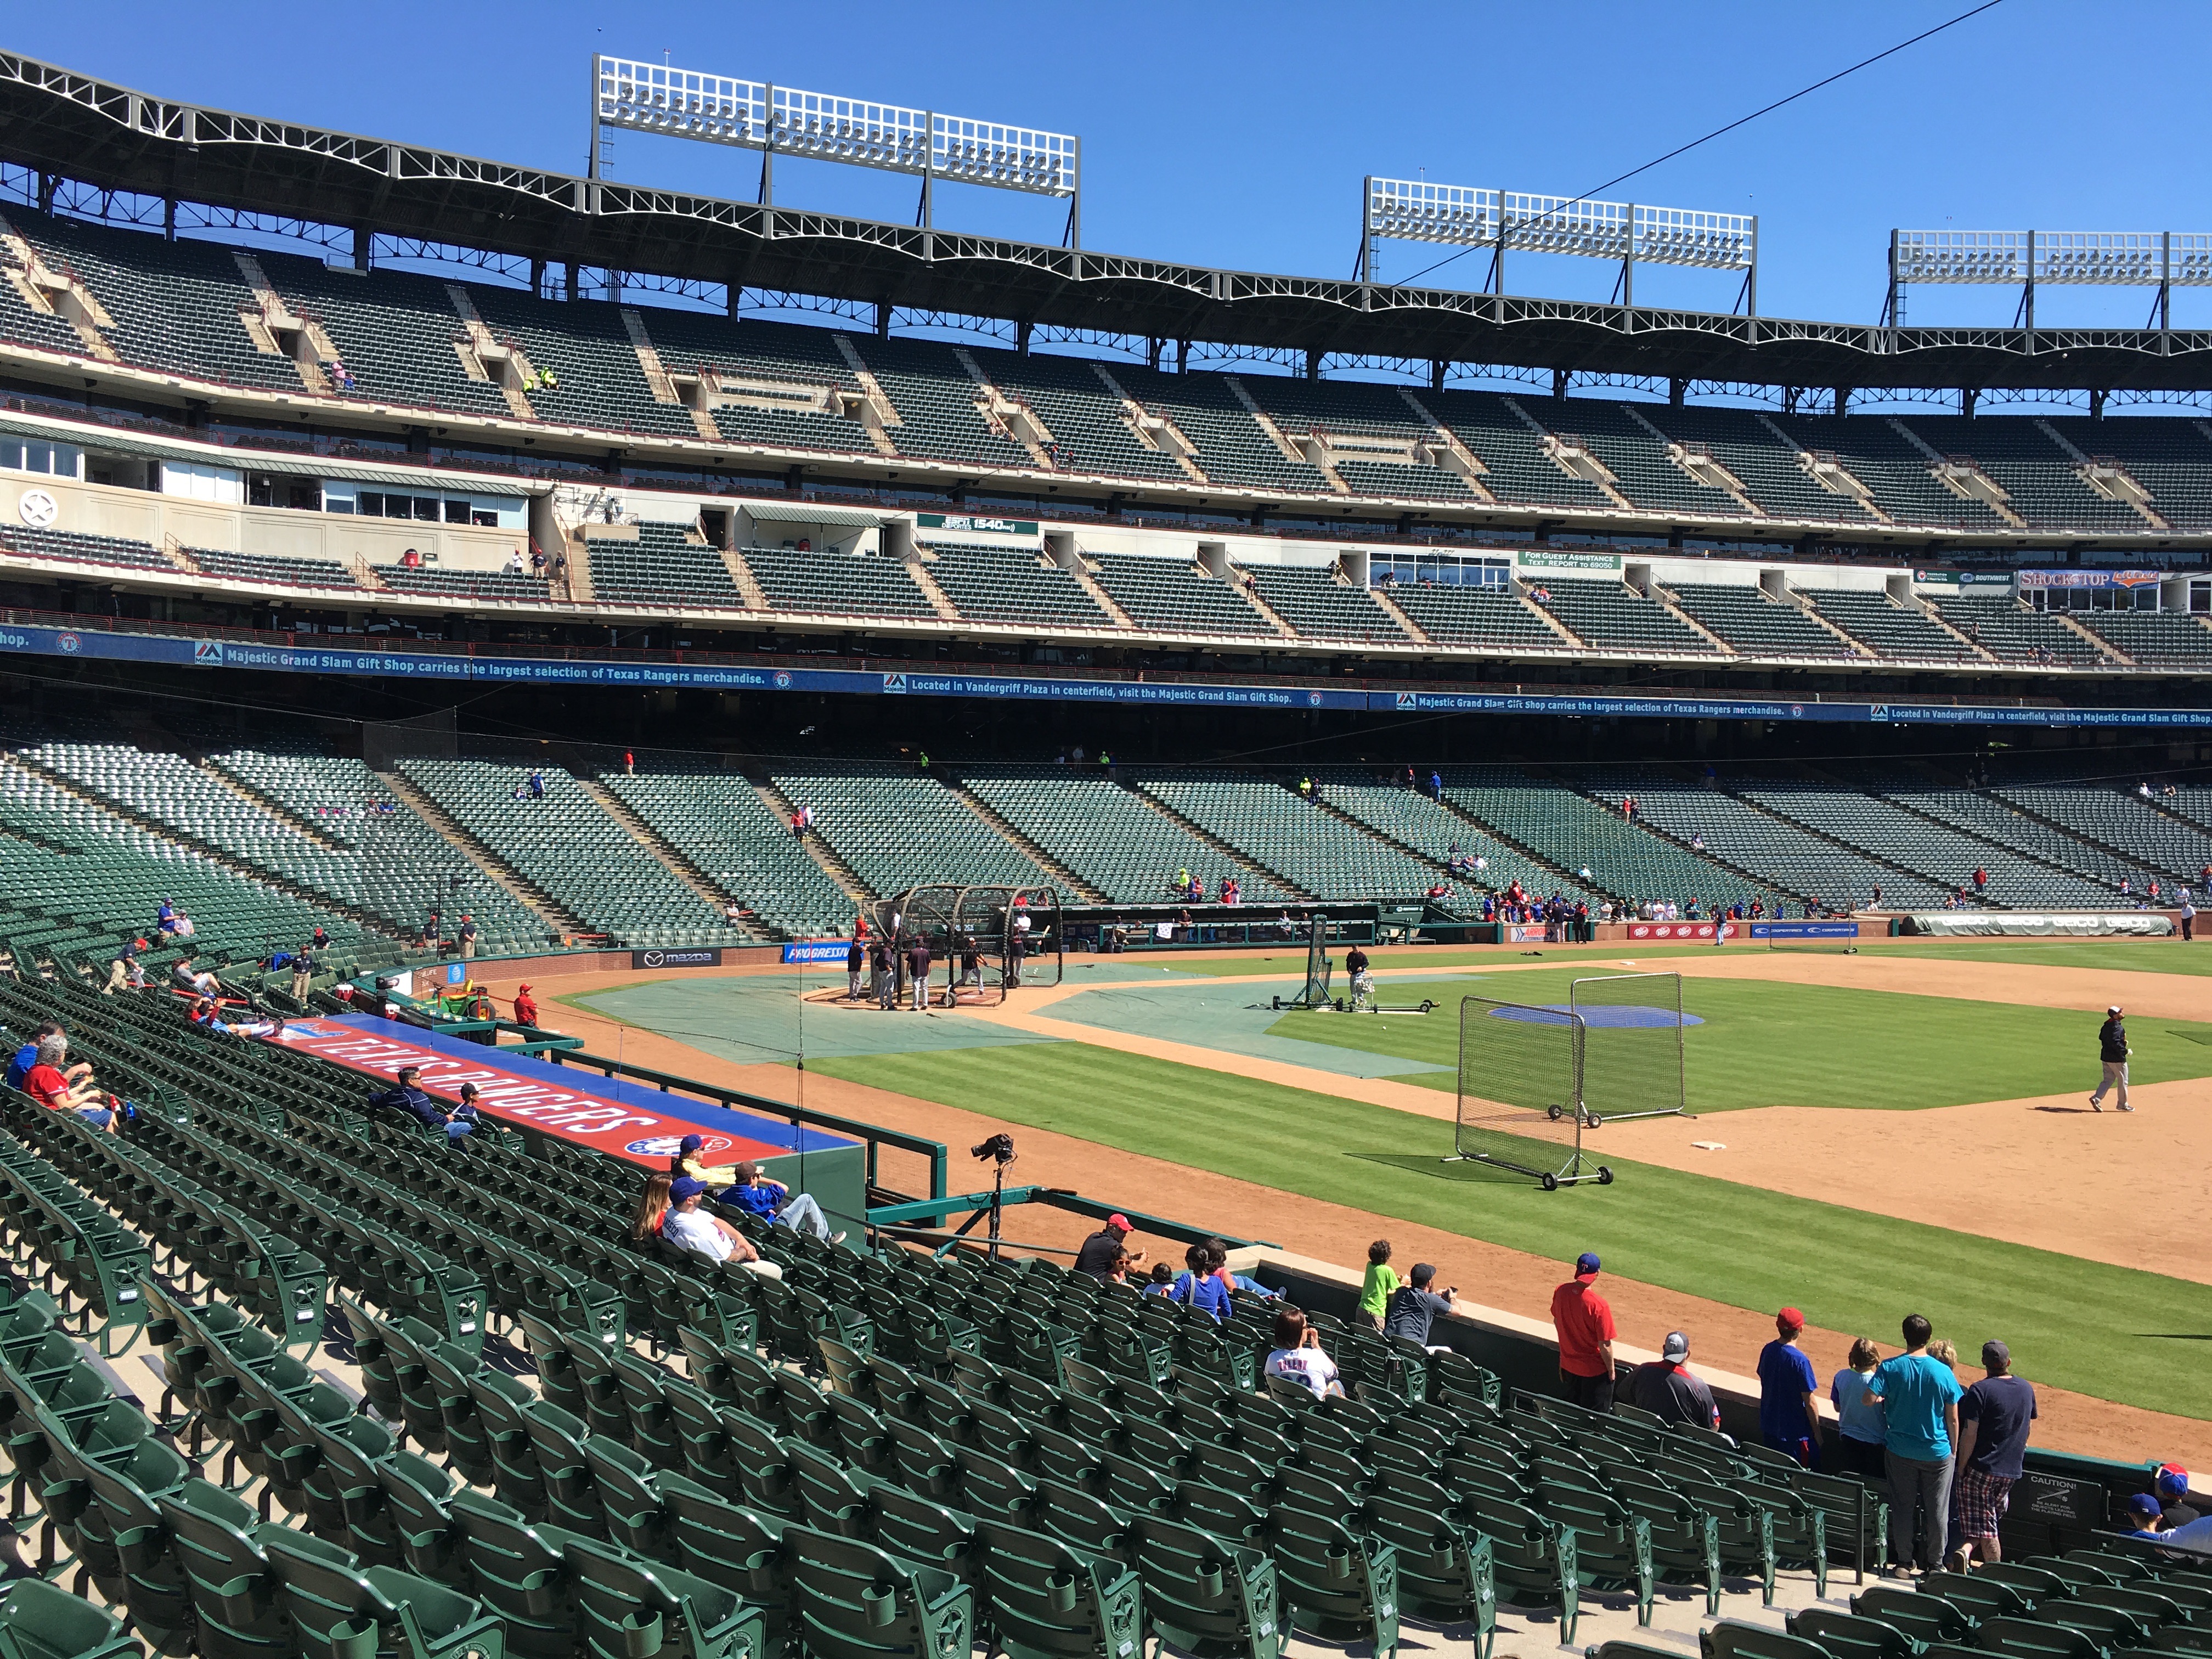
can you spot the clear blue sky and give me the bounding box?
[7,1,2208,331]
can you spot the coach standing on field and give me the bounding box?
[2091,1005,2132,1113]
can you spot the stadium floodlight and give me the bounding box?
[591,55,1081,246]
[1886,229,2212,330]
[1359,176,1757,313]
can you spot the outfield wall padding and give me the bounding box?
[1901,911,2177,937]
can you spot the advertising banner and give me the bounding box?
[629,947,723,970]
[1749,922,1860,939]
[2015,569,2162,591]
[917,513,1039,537]
[780,941,853,964]
[1624,921,1736,940]
[1517,549,1623,574]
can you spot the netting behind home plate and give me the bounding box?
[1571,972,1689,1127]
[1447,994,1602,1188]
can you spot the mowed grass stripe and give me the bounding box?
[814,1041,2212,1420]
[1266,975,2212,1111]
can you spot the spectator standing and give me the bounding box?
[1550,1251,1617,1410]
[1630,1330,1722,1430]
[1262,1307,1344,1400]
[1758,1308,1824,1468]
[1950,1339,2038,1569]
[289,951,314,1005]
[458,916,478,960]
[513,984,540,1026]
[1381,1263,1457,1350]
[2091,1005,2131,1112]
[624,750,635,776]
[1830,1336,1889,1480]
[528,769,545,800]
[1356,1239,1398,1332]
[1865,1313,1965,1576]
[1428,770,1444,803]
[1075,1215,1143,1280]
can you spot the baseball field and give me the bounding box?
[487,935,2212,1460]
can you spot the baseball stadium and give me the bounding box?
[0,20,2208,1659]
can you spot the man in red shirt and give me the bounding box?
[1551,1250,1618,1410]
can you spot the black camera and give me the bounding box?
[970,1133,1015,1164]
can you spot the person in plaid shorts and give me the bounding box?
[1950,1339,2038,1569]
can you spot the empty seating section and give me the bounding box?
[469,288,697,439]
[2045,416,2212,528]
[1774,414,2007,529]
[1088,555,1276,636]
[1107,366,1334,494]
[0,228,93,359]
[0,524,178,572]
[1387,584,1565,651]
[1536,584,1718,654]
[1585,769,1949,908]
[1807,590,1980,662]
[1425,390,1613,509]
[16,208,305,394]
[769,763,1054,899]
[206,744,546,951]
[642,313,876,452]
[743,548,934,619]
[958,765,1295,902]
[1545,403,1745,517]
[921,542,1108,630]
[1248,378,1479,501]
[1246,566,1407,642]
[257,249,514,419]
[1642,405,1876,524]
[1988,766,2212,886]
[1931,596,2111,665]
[965,349,1186,482]
[399,757,744,946]
[377,564,552,602]
[2081,609,2212,667]
[1903,417,2142,533]
[605,768,853,938]
[1136,772,1439,901]
[1444,768,1725,907]
[1667,584,1858,659]
[1826,764,2138,891]
[591,523,743,608]
[183,547,361,590]
[1734,777,2109,906]
[848,337,1032,469]
[1313,772,1579,901]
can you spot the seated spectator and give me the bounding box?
[1167,1241,1232,1322]
[1381,1262,1458,1351]
[1141,1261,1176,1295]
[450,1082,483,1133]
[712,1155,846,1244]
[2156,1466,2202,1529]
[1263,1307,1344,1400]
[659,1176,783,1275]
[22,1038,117,1131]
[5,1022,68,1091]
[366,1065,471,1139]
[1630,1330,1722,1430]
[156,899,178,935]
[1075,1214,1143,1280]
[2124,1494,2166,1538]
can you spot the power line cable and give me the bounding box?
[1393,0,2008,289]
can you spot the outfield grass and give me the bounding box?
[810,1040,2212,1418]
[1263,974,2212,1111]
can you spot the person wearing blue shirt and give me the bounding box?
[1167,1242,1231,1323]
[1830,1338,1889,1481]
[1757,1308,1824,1468]
[1865,1314,1964,1576]
[3,1022,54,1091]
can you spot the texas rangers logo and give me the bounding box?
[772,671,793,689]
[625,1132,733,1158]
[56,631,79,653]
[1306,691,1323,707]
[1790,704,1804,718]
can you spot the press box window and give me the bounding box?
[0,439,82,477]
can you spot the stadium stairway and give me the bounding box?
[751,775,878,905]
[1123,783,1316,900]
[375,766,589,939]
[0,752,394,940]
[574,777,772,943]
[935,778,1111,904]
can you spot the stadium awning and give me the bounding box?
[740,502,885,527]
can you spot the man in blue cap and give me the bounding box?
[1550,1251,1617,1410]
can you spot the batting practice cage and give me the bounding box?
[879,884,1063,1005]
[1444,972,1690,1189]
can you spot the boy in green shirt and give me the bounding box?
[1358,1239,1400,1331]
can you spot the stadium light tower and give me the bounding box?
[1885,228,2212,331]
[590,55,1082,246]
[1358,177,1758,314]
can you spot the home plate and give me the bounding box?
[1691,1141,1727,1152]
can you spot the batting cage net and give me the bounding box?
[1570,972,1690,1127]
[1298,919,1333,1008]
[881,884,1063,1005]
[1445,994,1612,1189]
